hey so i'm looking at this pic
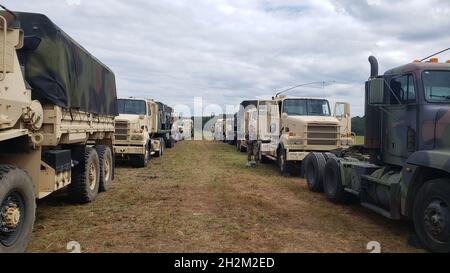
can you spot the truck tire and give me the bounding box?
[323,157,350,204]
[413,179,450,253]
[0,165,36,253]
[135,143,151,168]
[304,152,326,192]
[96,146,113,192]
[323,152,337,161]
[260,156,272,164]
[155,138,164,157]
[239,142,247,153]
[166,138,175,149]
[69,147,100,203]
[277,148,294,176]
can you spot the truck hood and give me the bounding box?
[287,115,339,125]
[115,114,140,124]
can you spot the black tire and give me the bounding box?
[413,179,450,253]
[323,152,337,161]
[155,138,164,157]
[324,157,351,203]
[69,147,100,203]
[239,142,247,153]
[260,155,272,164]
[0,165,36,253]
[135,143,151,168]
[96,146,113,192]
[166,137,175,149]
[304,152,326,192]
[277,148,294,175]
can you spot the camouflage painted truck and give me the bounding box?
[237,97,353,175]
[0,11,117,252]
[114,98,174,167]
[305,56,450,252]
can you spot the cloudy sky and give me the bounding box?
[4,0,450,116]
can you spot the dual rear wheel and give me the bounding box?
[70,145,114,203]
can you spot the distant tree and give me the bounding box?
[352,116,365,136]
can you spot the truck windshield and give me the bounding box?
[283,99,331,116]
[423,71,450,103]
[117,99,147,115]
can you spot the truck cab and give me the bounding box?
[114,98,163,167]
[248,96,352,174]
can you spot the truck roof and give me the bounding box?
[118,97,154,102]
[385,61,450,76]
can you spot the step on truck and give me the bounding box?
[237,97,353,175]
[114,98,174,167]
[0,11,118,252]
[305,55,450,252]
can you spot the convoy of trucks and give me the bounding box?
[1,6,449,253]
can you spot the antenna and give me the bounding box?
[275,81,336,97]
[420,48,450,62]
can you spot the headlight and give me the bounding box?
[131,135,144,141]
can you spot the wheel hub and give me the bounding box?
[424,200,448,241]
[3,206,20,229]
[1,204,21,230]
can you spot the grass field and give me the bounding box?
[355,136,364,145]
[28,141,420,253]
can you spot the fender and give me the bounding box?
[407,150,450,173]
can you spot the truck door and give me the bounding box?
[383,74,418,165]
[334,102,351,139]
[257,100,280,141]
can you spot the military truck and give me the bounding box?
[114,98,175,167]
[179,118,193,140]
[222,115,235,145]
[0,11,117,252]
[237,97,353,175]
[213,118,224,141]
[236,100,257,152]
[305,55,450,252]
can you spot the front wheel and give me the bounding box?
[135,144,151,168]
[413,179,450,253]
[0,165,36,253]
[278,148,293,175]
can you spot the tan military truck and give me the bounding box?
[0,11,117,252]
[114,98,172,167]
[238,97,353,175]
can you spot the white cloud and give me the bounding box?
[4,0,450,116]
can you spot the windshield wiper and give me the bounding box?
[429,94,450,100]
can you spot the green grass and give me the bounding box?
[354,136,364,145]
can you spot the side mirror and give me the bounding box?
[281,113,288,120]
[368,78,385,105]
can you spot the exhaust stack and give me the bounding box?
[368,56,379,79]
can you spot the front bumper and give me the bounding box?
[114,145,146,156]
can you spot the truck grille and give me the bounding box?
[115,121,130,141]
[307,124,339,146]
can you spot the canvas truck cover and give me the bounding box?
[13,12,118,116]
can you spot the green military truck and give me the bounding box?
[305,55,450,252]
[0,11,118,252]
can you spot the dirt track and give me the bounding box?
[28,141,421,253]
